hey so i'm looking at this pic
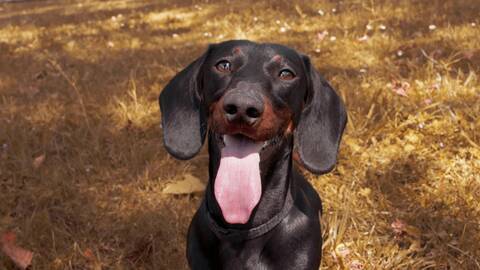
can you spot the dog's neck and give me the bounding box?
[205,134,294,229]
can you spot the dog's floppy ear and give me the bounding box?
[294,55,347,174]
[159,47,211,160]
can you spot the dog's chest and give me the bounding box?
[217,238,271,269]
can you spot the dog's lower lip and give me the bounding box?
[216,133,272,150]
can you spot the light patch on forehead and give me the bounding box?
[232,47,242,54]
[272,54,283,63]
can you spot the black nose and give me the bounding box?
[223,93,264,126]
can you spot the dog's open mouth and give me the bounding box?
[213,134,265,224]
[213,133,280,151]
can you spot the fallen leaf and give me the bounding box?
[0,231,33,270]
[358,35,369,42]
[405,132,421,144]
[33,154,46,169]
[391,219,407,236]
[53,258,63,267]
[162,174,205,194]
[462,50,475,60]
[359,187,371,197]
[335,243,350,258]
[346,139,362,153]
[349,259,364,270]
[83,248,96,261]
[390,81,410,97]
[404,144,415,152]
[83,248,102,270]
[317,30,329,41]
[428,83,440,91]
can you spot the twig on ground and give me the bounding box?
[47,58,90,129]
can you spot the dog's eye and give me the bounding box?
[279,69,295,80]
[216,60,232,73]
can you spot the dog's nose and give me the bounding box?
[223,93,264,126]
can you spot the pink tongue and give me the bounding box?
[214,135,263,224]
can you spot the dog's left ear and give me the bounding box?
[294,55,347,174]
[159,47,211,160]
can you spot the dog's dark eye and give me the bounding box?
[279,69,295,80]
[216,60,232,73]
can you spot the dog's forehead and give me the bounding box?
[262,44,301,62]
[209,40,302,65]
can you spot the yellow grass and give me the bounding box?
[0,0,479,269]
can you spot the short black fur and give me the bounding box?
[159,40,347,269]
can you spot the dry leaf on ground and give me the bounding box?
[335,243,351,258]
[32,154,46,169]
[162,173,205,194]
[349,259,364,270]
[0,231,33,270]
[390,81,411,97]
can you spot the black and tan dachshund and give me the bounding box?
[160,40,347,270]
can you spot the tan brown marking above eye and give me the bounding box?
[272,55,282,63]
[233,47,241,54]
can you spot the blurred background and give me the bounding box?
[0,0,479,269]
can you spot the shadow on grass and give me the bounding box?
[0,28,211,270]
[0,96,206,269]
[364,154,480,268]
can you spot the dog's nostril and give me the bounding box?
[246,107,261,118]
[224,104,238,115]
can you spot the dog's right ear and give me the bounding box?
[159,47,211,160]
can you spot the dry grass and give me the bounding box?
[0,0,479,269]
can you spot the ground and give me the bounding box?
[0,0,479,269]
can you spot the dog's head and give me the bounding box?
[160,40,347,224]
[160,40,346,173]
